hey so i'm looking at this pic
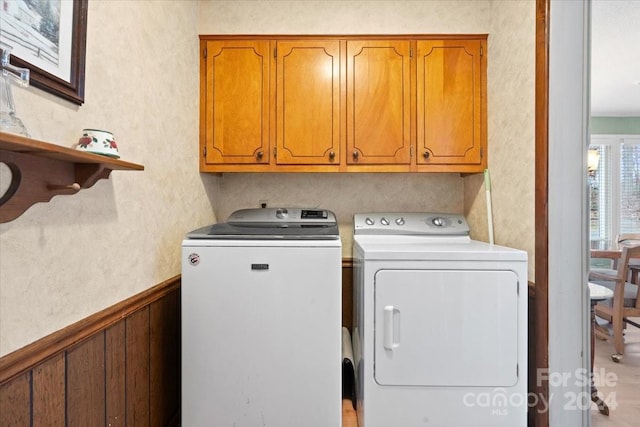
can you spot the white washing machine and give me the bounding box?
[182,208,342,427]
[353,212,528,427]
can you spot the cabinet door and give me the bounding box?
[201,40,271,165]
[346,41,412,165]
[416,40,485,166]
[276,41,341,165]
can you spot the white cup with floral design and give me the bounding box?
[76,129,120,158]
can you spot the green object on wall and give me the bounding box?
[591,117,640,134]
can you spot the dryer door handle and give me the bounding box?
[383,305,400,350]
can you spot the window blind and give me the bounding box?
[589,136,640,249]
[590,142,612,249]
[620,139,640,234]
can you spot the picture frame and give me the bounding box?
[0,0,88,105]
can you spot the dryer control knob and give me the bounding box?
[365,217,375,225]
[432,217,445,227]
[276,208,288,219]
[395,217,405,226]
[380,217,390,226]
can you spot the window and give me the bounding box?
[589,135,640,249]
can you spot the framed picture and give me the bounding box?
[0,0,88,105]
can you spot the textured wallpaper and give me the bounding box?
[217,173,465,257]
[466,0,536,279]
[489,0,535,278]
[0,0,535,356]
[199,0,490,34]
[0,1,217,356]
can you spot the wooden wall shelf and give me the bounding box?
[0,131,144,223]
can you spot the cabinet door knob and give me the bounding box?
[329,151,335,159]
[353,151,359,159]
[256,151,264,160]
[423,151,430,159]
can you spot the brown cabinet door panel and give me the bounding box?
[416,40,485,166]
[276,40,341,165]
[346,40,412,165]
[202,40,271,165]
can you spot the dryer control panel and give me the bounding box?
[354,212,469,236]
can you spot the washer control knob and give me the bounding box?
[276,208,288,219]
[380,217,390,226]
[432,217,445,227]
[395,217,405,226]
[365,217,375,225]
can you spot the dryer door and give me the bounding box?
[374,269,519,387]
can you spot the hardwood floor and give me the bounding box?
[342,399,358,427]
[591,318,640,426]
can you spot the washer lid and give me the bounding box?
[186,208,340,240]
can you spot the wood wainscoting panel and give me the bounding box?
[126,307,151,426]
[0,371,30,426]
[67,334,106,426]
[32,353,65,426]
[150,289,181,426]
[106,322,127,427]
[0,276,181,427]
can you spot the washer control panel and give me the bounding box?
[354,212,470,236]
[228,208,335,225]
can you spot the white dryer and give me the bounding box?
[353,212,528,427]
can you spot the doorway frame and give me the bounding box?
[535,0,592,425]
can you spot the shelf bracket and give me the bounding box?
[0,150,111,223]
[75,163,113,188]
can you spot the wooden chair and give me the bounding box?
[591,244,640,362]
[619,234,640,284]
[590,233,640,281]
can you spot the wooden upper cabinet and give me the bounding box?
[275,40,341,165]
[416,39,486,168]
[346,40,412,165]
[200,40,271,167]
[199,35,488,173]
